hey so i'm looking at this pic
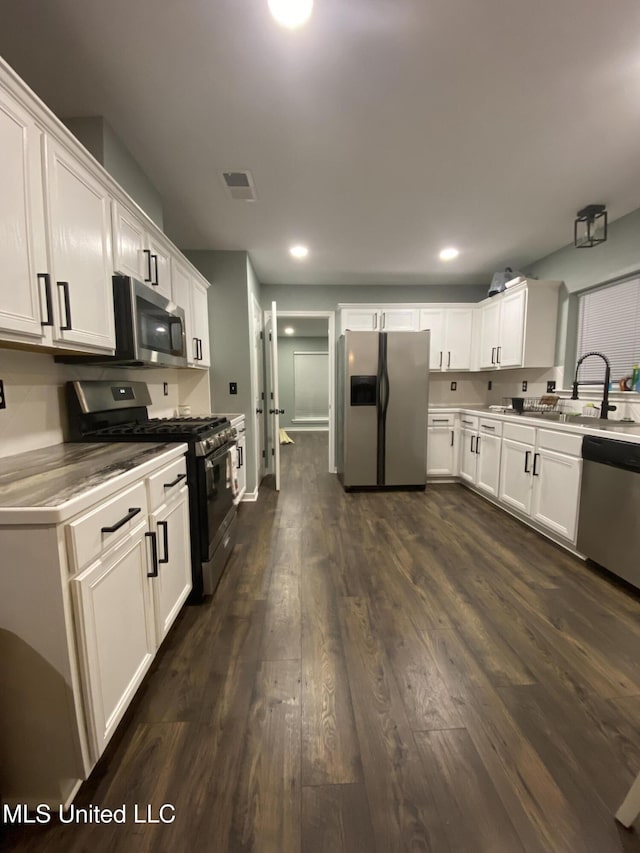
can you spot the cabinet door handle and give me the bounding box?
[439,351,443,368]
[476,435,481,454]
[447,351,451,368]
[151,254,159,285]
[381,312,386,329]
[524,450,531,473]
[198,338,203,360]
[164,472,186,489]
[532,452,540,476]
[193,337,199,360]
[157,520,169,564]
[496,346,501,364]
[470,435,476,453]
[145,530,159,577]
[38,273,54,326]
[57,281,72,331]
[101,506,141,533]
[240,446,243,466]
[450,430,454,447]
[491,346,496,365]
[143,249,152,282]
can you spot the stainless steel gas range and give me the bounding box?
[66,380,237,601]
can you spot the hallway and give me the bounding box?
[4,432,640,852]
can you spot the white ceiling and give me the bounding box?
[3,0,640,286]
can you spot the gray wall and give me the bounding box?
[185,250,260,497]
[278,336,329,431]
[63,116,164,228]
[262,283,488,311]
[527,206,640,381]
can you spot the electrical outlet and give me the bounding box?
[229,382,238,395]
[450,381,457,391]
[163,382,169,396]
[487,380,492,390]
[546,380,556,392]
[522,381,528,392]
[0,379,5,409]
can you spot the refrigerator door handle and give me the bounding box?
[376,333,390,486]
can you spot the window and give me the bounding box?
[293,351,329,420]
[576,277,640,382]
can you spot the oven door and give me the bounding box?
[203,444,235,560]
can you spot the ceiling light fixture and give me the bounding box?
[289,244,309,259]
[574,204,607,248]
[439,247,459,261]
[268,0,313,29]
[284,326,295,335]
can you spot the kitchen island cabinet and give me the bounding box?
[0,441,189,808]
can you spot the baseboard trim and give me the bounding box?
[241,488,259,502]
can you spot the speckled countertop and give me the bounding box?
[0,442,188,523]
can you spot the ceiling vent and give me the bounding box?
[221,170,257,201]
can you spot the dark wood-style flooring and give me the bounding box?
[3,432,640,852]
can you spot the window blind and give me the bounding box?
[576,278,640,382]
[294,351,329,420]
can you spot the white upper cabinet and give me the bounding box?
[420,307,473,370]
[380,307,419,331]
[340,306,418,334]
[112,201,172,300]
[477,280,560,370]
[172,259,210,368]
[44,136,115,352]
[0,85,49,343]
[340,307,381,332]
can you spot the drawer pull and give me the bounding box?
[164,472,187,489]
[482,425,496,431]
[101,506,141,534]
[462,419,473,425]
[145,530,159,577]
[432,418,449,423]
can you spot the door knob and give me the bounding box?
[256,408,263,414]
[269,408,285,414]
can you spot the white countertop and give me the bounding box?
[430,406,640,444]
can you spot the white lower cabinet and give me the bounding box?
[72,523,156,758]
[149,486,192,644]
[0,445,191,807]
[499,423,582,543]
[457,417,501,495]
[427,414,458,477]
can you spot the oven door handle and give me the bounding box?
[205,445,232,467]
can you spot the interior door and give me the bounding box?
[251,294,266,484]
[265,300,281,490]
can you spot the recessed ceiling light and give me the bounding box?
[289,244,309,259]
[439,247,460,261]
[268,0,313,29]
[284,326,295,335]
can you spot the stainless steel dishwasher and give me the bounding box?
[577,435,640,590]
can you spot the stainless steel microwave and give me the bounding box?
[57,276,188,368]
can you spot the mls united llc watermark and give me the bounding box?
[3,803,176,825]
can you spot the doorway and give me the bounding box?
[264,308,336,479]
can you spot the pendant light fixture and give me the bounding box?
[574,204,607,248]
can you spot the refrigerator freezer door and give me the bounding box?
[383,331,429,486]
[343,331,379,486]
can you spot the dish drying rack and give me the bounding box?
[502,395,560,413]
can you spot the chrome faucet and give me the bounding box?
[571,351,617,419]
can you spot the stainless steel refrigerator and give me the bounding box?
[337,330,430,489]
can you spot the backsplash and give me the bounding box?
[0,349,210,459]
